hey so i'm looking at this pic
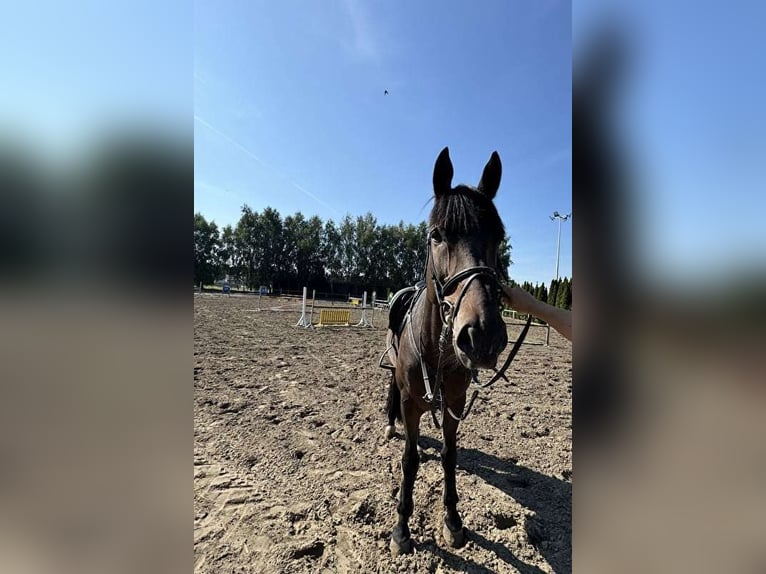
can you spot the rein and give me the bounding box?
[405,229,531,429]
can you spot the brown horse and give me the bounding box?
[381,147,529,555]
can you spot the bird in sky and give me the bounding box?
[384,90,388,95]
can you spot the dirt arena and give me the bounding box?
[194,293,572,573]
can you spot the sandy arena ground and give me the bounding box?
[194,293,572,573]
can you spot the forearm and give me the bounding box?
[530,299,572,342]
[502,285,572,342]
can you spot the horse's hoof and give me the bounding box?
[390,536,414,556]
[384,425,395,440]
[442,523,467,548]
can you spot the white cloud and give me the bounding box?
[340,0,380,62]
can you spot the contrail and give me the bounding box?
[291,182,338,213]
[194,114,269,167]
[194,114,340,216]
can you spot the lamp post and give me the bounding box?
[550,211,572,280]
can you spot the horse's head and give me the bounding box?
[427,147,509,370]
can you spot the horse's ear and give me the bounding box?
[433,147,453,196]
[478,151,502,198]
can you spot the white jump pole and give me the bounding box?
[370,290,376,327]
[296,287,312,328]
[356,291,372,327]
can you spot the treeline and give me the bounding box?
[193,206,579,309]
[511,278,573,311]
[195,205,515,298]
[194,207,427,296]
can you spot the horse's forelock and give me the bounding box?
[429,185,505,242]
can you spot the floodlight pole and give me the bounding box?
[550,211,572,281]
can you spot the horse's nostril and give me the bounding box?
[457,322,507,363]
[457,325,489,357]
[456,325,475,356]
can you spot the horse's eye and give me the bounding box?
[431,229,443,243]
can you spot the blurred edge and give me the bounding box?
[0,1,192,572]
[0,132,192,574]
[574,6,766,574]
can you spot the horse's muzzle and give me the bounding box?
[454,318,508,369]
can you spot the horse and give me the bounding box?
[380,147,530,555]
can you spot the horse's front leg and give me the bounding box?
[441,407,467,548]
[390,396,422,556]
[384,373,399,440]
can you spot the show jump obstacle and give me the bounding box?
[295,288,376,329]
[318,309,351,326]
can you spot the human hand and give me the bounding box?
[500,284,537,315]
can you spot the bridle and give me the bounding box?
[407,227,531,428]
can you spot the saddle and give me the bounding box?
[379,281,425,371]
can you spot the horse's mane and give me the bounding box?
[429,185,505,243]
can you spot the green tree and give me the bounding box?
[407,222,428,286]
[235,205,262,289]
[282,212,304,284]
[283,212,326,288]
[338,214,357,283]
[548,278,560,306]
[194,213,221,287]
[375,224,398,290]
[303,215,326,286]
[355,213,379,288]
[498,235,513,279]
[258,207,284,288]
[557,277,571,309]
[322,219,342,285]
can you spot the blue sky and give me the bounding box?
[574,1,766,285]
[194,0,572,286]
[3,1,763,292]
[0,1,188,155]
